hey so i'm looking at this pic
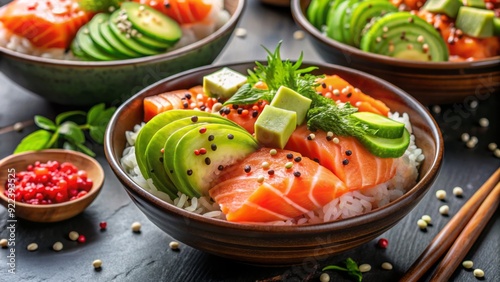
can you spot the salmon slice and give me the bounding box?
[135,0,213,24]
[0,0,93,49]
[316,75,390,116]
[286,125,396,191]
[209,148,347,222]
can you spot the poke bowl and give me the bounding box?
[0,0,245,106]
[291,0,500,105]
[104,57,443,265]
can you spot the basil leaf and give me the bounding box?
[63,141,77,151]
[14,130,52,153]
[34,115,56,131]
[86,103,106,125]
[55,110,86,125]
[88,106,116,144]
[59,121,85,144]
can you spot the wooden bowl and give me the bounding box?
[290,0,500,105]
[0,149,104,223]
[104,62,443,265]
[0,0,245,106]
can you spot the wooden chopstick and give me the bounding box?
[400,168,500,282]
[430,181,500,281]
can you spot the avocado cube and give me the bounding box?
[456,7,494,38]
[463,0,486,9]
[254,105,297,149]
[203,67,248,98]
[270,86,312,125]
[423,0,462,18]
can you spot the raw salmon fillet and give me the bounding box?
[209,148,347,222]
[286,125,397,191]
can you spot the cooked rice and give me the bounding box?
[0,1,229,60]
[120,111,424,225]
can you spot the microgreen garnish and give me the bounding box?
[14,103,116,157]
[323,258,363,282]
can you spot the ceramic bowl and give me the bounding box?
[104,62,443,265]
[0,149,104,223]
[0,0,245,106]
[290,0,500,105]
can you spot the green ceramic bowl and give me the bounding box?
[0,0,245,106]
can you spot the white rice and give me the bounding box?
[0,1,229,60]
[120,111,424,225]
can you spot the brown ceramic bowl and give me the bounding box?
[291,0,500,105]
[0,149,104,223]
[104,62,443,265]
[0,0,245,106]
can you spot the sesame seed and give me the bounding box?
[0,239,7,248]
[494,148,500,158]
[285,162,293,169]
[53,241,63,252]
[421,215,432,224]
[417,219,428,229]
[383,26,389,32]
[319,273,330,282]
[269,149,277,156]
[359,264,371,273]
[417,35,424,42]
[262,161,270,169]
[27,243,38,251]
[488,142,497,151]
[439,205,449,215]
[131,222,142,232]
[69,231,79,241]
[478,117,489,127]
[462,260,473,269]
[235,27,247,38]
[93,259,102,269]
[257,175,265,183]
[469,100,479,108]
[169,241,180,250]
[432,105,441,114]
[436,190,446,200]
[333,137,340,144]
[453,186,463,197]
[333,89,340,96]
[466,140,477,149]
[473,269,485,278]
[293,30,305,40]
[381,262,393,270]
[460,132,470,142]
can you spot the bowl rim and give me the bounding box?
[290,0,500,69]
[105,60,444,233]
[0,0,246,67]
[0,149,105,209]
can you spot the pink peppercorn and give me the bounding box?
[377,238,388,249]
[99,221,107,230]
[77,234,86,243]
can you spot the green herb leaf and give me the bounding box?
[224,84,272,105]
[55,110,86,126]
[323,258,363,282]
[34,115,56,131]
[87,104,116,144]
[75,143,96,157]
[14,130,53,154]
[59,121,85,144]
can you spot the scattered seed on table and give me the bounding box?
[92,259,102,269]
[319,272,330,282]
[431,105,441,114]
[381,262,393,270]
[68,231,79,241]
[469,100,478,109]
[235,27,247,38]
[452,186,463,197]
[494,148,500,158]
[131,221,142,232]
[27,243,38,251]
[293,30,305,40]
[421,215,432,224]
[99,221,107,230]
[488,142,497,151]
[359,264,371,273]
[435,190,446,200]
[439,205,449,215]
[78,234,86,243]
[417,219,428,229]
[0,238,7,248]
[13,122,23,132]
[466,140,477,149]
[460,133,470,142]
[478,118,489,127]
[473,269,485,278]
[53,241,63,252]
[169,241,180,250]
[462,260,473,269]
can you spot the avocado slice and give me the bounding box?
[75,24,120,61]
[357,127,411,158]
[307,0,333,29]
[88,13,125,58]
[351,112,405,139]
[348,0,398,47]
[423,0,463,18]
[327,0,351,43]
[165,123,259,197]
[360,12,449,62]
[145,116,237,198]
[135,110,218,180]
[99,20,140,58]
[456,7,496,38]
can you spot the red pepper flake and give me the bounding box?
[377,238,388,249]
[199,127,207,134]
